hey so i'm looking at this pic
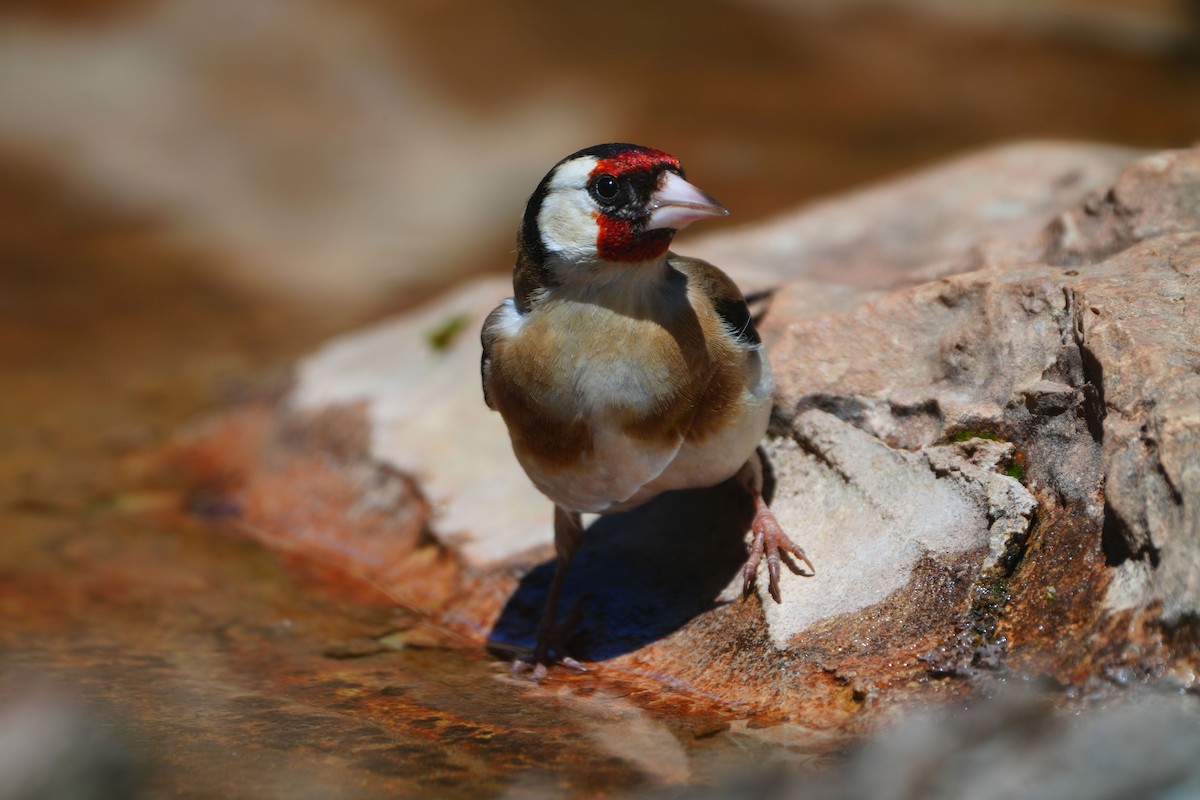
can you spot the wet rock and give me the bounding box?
[323,638,386,659]
[179,142,1200,721]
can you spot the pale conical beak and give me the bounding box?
[645,171,729,231]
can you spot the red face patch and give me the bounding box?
[590,147,681,263]
[593,147,680,177]
[593,217,674,262]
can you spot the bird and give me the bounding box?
[481,143,813,677]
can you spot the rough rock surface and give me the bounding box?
[179,142,1200,724]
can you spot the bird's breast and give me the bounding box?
[484,271,767,512]
[504,297,705,427]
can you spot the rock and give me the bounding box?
[176,141,1200,724]
[290,278,551,567]
[1020,379,1076,416]
[0,690,144,800]
[1079,237,1200,624]
[761,147,1200,686]
[658,688,1200,800]
[690,141,1141,296]
[755,412,1034,648]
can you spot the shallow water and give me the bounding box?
[3,496,811,797]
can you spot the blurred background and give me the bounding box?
[5,0,1200,467]
[2,0,1199,313]
[2,1,1200,795]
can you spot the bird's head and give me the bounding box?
[519,143,728,274]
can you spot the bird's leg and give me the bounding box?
[518,504,587,680]
[738,450,815,604]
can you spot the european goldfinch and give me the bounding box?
[482,143,812,676]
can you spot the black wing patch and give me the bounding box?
[712,296,762,347]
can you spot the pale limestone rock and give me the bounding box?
[290,278,552,566]
[689,141,1140,298]
[751,411,1035,648]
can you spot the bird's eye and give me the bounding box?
[591,174,620,203]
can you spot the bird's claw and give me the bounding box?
[512,652,588,682]
[742,499,814,604]
[513,654,587,682]
[511,597,588,681]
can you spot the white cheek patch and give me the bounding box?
[546,156,597,192]
[539,198,598,261]
[538,158,600,262]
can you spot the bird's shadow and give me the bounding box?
[488,467,771,662]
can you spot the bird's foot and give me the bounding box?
[511,599,588,681]
[512,653,587,682]
[742,495,815,604]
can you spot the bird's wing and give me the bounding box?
[609,255,773,504]
[481,298,523,410]
[666,254,763,349]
